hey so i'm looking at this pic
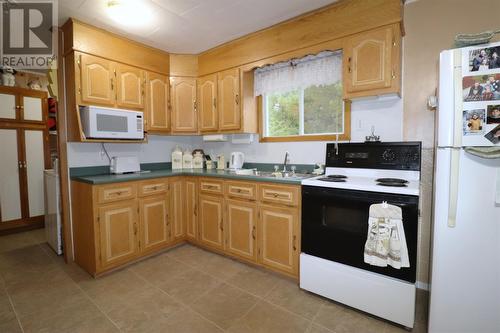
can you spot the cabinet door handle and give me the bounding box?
[193,101,197,111]
[235,94,240,105]
[220,220,223,231]
[194,203,197,216]
[133,223,138,235]
[110,78,114,91]
[213,98,217,109]
[252,226,256,240]
[293,235,297,251]
[391,70,396,79]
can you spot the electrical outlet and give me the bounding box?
[100,149,106,159]
[356,119,363,131]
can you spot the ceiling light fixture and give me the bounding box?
[106,0,154,28]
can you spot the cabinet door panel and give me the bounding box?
[0,93,17,120]
[225,199,257,261]
[140,195,170,253]
[199,195,224,250]
[185,178,198,241]
[259,205,298,276]
[170,178,185,240]
[80,54,115,106]
[147,72,170,133]
[98,200,138,269]
[23,96,43,122]
[0,129,22,222]
[170,77,197,133]
[198,74,218,132]
[218,68,241,131]
[116,64,145,110]
[345,26,393,93]
[24,130,46,217]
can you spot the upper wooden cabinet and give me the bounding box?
[343,24,401,98]
[218,68,241,131]
[146,72,170,133]
[198,74,218,133]
[115,63,145,110]
[79,53,116,107]
[170,77,197,134]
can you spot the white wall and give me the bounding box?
[68,97,403,168]
[67,135,202,167]
[203,97,403,165]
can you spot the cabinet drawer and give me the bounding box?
[199,178,224,195]
[138,179,169,197]
[225,181,257,200]
[97,183,136,204]
[259,184,299,206]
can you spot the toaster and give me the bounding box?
[110,156,141,174]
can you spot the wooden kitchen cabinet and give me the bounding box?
[185,178,198,242]
[146,72,170,133]
[170,177,185,241]
[258,204,299,276]
[139,194,170,255]
[199,194,225,250]
[198,74,218,133]
[218,68,241,131]
[97,200,140,270]
[225,199,257,262]
[344,24,401,98]
[170,77,197,133]
[115,63,145,110]
[79,53,116,107]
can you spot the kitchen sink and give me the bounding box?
[234,169,311,179]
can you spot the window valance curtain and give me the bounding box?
[254,50,342,96]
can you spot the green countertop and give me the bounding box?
[71,168,309,185]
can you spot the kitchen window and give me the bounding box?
[255,50,349,142]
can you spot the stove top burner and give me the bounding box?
[375,178,409,184]
[327,175,348,179]
[318,177,347,183]
[376,182,408,187]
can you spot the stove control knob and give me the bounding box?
[382,149,396,161]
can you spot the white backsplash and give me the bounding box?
[67,97,403,167]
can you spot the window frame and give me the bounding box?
[258,95,351,143]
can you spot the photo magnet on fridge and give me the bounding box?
[487,104,500,124]
[467,45,500,72]
[462,74,500,102]
[484,124,500,144]
[463,109,486,135]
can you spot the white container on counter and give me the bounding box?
[172,146,183,170]
[193,152,204,169]
[217,154,225,170]
[182,149,193,169]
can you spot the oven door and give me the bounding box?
[301,185,418,283]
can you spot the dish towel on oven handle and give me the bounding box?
[363,202,410,269]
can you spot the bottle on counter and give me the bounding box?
[182,149,193,169]
[172,146,183,170]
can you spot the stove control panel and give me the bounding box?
[326,142,421,171]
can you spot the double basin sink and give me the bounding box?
[234,168,311,180]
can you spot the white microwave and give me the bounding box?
[80,106,144,140]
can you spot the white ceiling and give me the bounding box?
[58,0,338,54]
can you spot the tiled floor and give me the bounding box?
[0,229,429,333]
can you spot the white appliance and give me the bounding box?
[110,156,140,174]
[229,152,245,170]
[80,106,144,140]
[429,44,500,332]
[44,169,62,255]
[301,142,421,328]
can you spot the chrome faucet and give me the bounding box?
[283,151,290,173]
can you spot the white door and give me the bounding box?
[0,93,17,120]
[429,149,500,332]
[0,129,22,222]
[23,96,43,122]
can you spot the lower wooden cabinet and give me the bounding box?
[199,194,224,250]
[170,177,185,241]
[97,200,139,270]
[225,199,257,262]
[139,194,170,254]
[258,205,299,276]
[185,178,198,241]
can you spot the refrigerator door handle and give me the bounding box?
[448,148,461,227]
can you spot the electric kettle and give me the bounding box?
[229,152,245,170]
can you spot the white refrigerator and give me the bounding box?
[429,43,500,332]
